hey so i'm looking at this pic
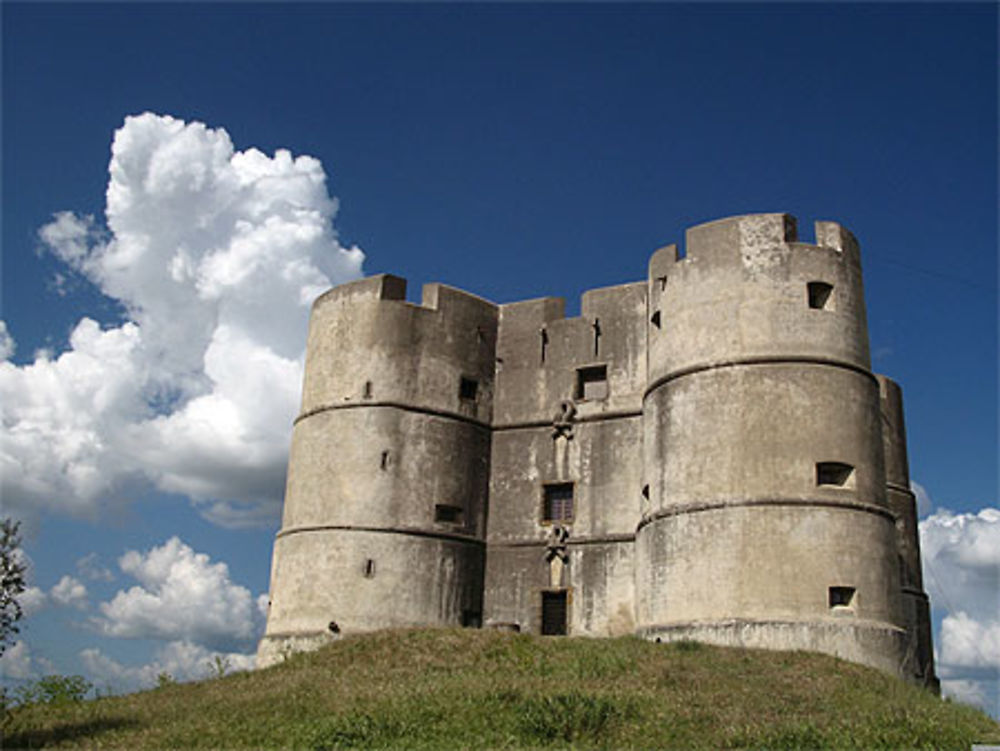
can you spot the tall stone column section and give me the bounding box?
[877,375,938,688]
[257,275,498,667]
[636,214,909,676]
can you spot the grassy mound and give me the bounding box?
[5,628,998,749]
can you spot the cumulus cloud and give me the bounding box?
[0,640,56,681]
[1,112,364,526]
[20,586,47,617]
[81,639,255,692]
[50,575,88,610]
[93,536,264,652]
[919,506,1000,714]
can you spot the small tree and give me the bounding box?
[0,518,26,659]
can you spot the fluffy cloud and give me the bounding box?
[76,552,114,582]
[20,586,47,617]
[919,506,1000,713]
[1,112,364,526]
[0,640,56,681]
[81,639,256,692]
[50,575,88,610]
[93,537,263,652]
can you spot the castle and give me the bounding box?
[257,212,936,688]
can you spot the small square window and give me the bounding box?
[543,483,574,523]
[829,586,856,611]
[459,377,478,401]
[807,281,834,310]
[817,462,855,488]
[434,504,464,525]
[575,365,608,401]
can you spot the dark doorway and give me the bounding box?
[541,590,568,636]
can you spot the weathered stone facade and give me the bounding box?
[258,213,936,689]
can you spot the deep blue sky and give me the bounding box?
[2,1,997,704]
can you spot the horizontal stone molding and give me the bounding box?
[636,615,906,639]
[294,400,491,429]
[276,524,486,546]
[488,532,636,549]
[637,496,896,532]
[493,409,641,432]
[886,481,915,495]
[901,587,930,601]
[643,355,877,400]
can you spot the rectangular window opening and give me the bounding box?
[808,281,834,310]
[575,365,608,401]
[362,559,376,578]
[541,590,568,636]
[816,462,855,488]
[434,503,464,525]
[543,483,574,523]
[829,586,856,610]
[459,377,478,401]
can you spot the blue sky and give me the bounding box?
[2,2,997,714]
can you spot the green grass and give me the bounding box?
[5,628,998,749]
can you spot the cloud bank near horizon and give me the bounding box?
[1,113,364,527]
[920,506,1000,714]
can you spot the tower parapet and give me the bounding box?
[258,275,498,667]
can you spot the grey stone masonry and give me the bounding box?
[257,213,937,692]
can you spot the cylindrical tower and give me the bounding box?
[258,275,498,667]
[636,214,908,676]
[877,375,938,688]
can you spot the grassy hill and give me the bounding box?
[5,628,998,749]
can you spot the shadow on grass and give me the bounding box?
[4,716,140,749]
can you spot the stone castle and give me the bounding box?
[258,212,936,688]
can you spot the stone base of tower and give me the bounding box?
[636,617,909,680]
[256,630,342,670]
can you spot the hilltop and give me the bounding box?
[5,628,998,749]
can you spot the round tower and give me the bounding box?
[636,214,908,676]
[877,374,938,688]
[257,275,498,667]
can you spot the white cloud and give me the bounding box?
[0,321,14,361]
[93,536,264,652]
[80,639,256,693]
[0,640,56,681]
[911,480,932,515]
[20,586,47,617]
[76,552,114,582]
[2,112,364,527]
[50,575,88,610]
[920,506,1000,715]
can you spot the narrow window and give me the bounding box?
[807,281,834,310]
[380,450,389,470]
[829,586,856,611]
[543,483,574,523]
[540,328,548,364]
[657,275,667,291]
[592,318,601,356]
[541,590,568,636]
[362,559,376,578]
[363,381,373,399]
[459,377,478,401]
[434,504,464,525]
[650,310,661,329]
[576,365,608,401]
[816,462,855,488]
[641,484,650,500]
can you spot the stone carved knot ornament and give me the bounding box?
[552,400,577,440]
